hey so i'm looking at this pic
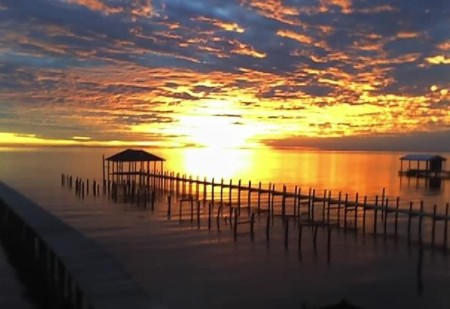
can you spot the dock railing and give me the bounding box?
[0,181,151,309]
[62,171,450,252]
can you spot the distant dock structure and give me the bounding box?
[102,149,165,188]
[399,154,450,179]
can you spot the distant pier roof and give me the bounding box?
[400,154,446,161]
[106,149,165,162]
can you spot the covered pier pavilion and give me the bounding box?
[103,149,165,187]
[399,154,449,178]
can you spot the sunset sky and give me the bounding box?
[0,0,449,150]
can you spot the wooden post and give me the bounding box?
[343,193,348,229]
[216,205,223,231]
[203,177,207,203]
[271,184,275,223]
[354,193,359,230]
[197,201,201,229]
[337,191,342,226]
[384,198,389,236]
[229,179,232,206]
[284,219,289,250]
[267,182,272,214]
[237,179,242,215]
[311,189,316,222]
[257,182,262,214]
[211,178,215,207]
[247,181,252,214]
[188,175,192,196]
[102,154,105,186]
[381,187,386,221]
[444,203,449,250]
[293,186,298,220]
[418,201,424,244]
[394,197,399,238]
[322,190,327,222]
[407,202,413,242]
[282,185,287,219]
[196,176,200,200]
[327,190,331,224]
[362,196,367,234]
[266,213,270,242]
[220,178,224,205]
[374,195,378,234]
[151,190,155,211]
[431,204,437,246]
[167,196,172,219]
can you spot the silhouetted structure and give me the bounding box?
[399,154,449,179]
[103,149,165,186]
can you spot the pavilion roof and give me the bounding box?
[400,154,446,162]
[106,149,165,162]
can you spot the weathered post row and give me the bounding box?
[145,171,450,250]
[61,171,450,250]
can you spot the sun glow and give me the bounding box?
[167,100,265,149]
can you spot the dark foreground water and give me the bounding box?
[1,147,450,308]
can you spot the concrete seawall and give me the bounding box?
[0,181,151,309]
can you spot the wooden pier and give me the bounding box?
[0,181,151,309]
[62,169,450,253]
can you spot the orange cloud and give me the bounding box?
[425,55,450,65]
[68,0,123,14]
[195,16,245,33]
[277,29,314,45]
[229,40,266,58]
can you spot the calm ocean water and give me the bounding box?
[1,146,449,209]
[1,146,450,308]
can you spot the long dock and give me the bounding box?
[63,170,450,252]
